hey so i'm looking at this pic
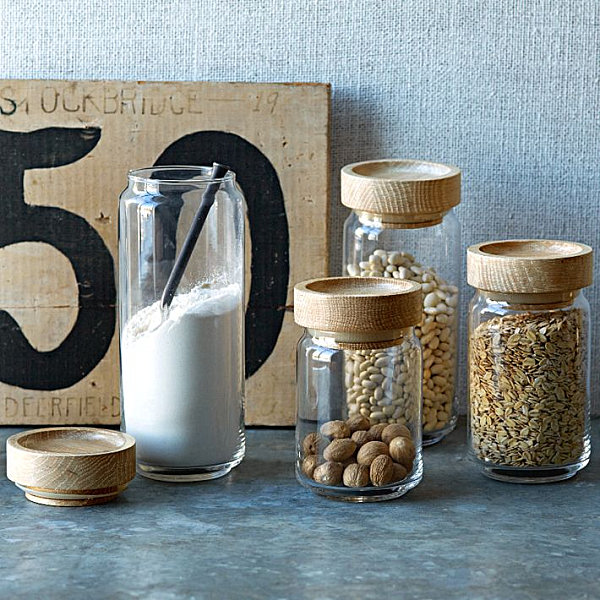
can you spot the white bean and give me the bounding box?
[345,248,458,433]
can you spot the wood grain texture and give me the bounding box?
[6,427,136,506]
[294,277,422,345]
[0,79,330,425]
[341,159,460,223]
[467,240,593,298]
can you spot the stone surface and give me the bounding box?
[0,420,599,599]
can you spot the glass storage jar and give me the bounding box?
[342,159,461,445]
[119,166,246,481]
[467,239,593,483]
[294,277,423,501]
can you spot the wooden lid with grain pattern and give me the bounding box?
[467,239,593,294]
[341,159,460,220]
[7,427,136,506]
[294,277,422,338]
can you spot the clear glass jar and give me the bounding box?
[294,277,423,502]
[341,159,461,445]
[119,166,246,481]
[467,240,593,483]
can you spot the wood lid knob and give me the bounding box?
[341,159,460,221]
[467,239,593,295]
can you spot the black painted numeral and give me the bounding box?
[0,127,116,390]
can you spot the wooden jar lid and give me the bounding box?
[294,277,422,342]
[7,427,136,506]
[341,159,460,221]
[467,239,593,295]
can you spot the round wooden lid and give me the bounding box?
[294,277,422,339]
[6,427,136,506]
[341,159,460,220]
[467,239,593,294]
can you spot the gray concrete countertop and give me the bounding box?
[1,419,598,600]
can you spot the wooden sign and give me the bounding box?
[0,80,330,425]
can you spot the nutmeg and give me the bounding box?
[391,461,408,482]
[368,423,387,441]
[381,424,411,445]
[343,463,370,488]
[346,415,371,433]
[388,436,416,470]
[351,430,373,447]
[356,441,389,466]
[320,420,351,439]
[323,438,357,462]
[301,455,318,478]
[370,455,395,487]
[302,432,323,456]
[313,461,343,486]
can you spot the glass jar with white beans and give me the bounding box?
[341,159,461,445]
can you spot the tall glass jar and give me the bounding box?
[342,159,461,445]
[119,166,246,481]
[294,277,423,502]
[467,240,593,483]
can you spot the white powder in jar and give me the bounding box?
[121,284,244,468]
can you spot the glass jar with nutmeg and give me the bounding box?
[293,277,423,501]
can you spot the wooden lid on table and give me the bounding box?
[6,427,136,507]
[294,277,422,345]
[467,239,593,295]
[341,159,460,223]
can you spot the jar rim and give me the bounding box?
[127,165,235,186]
[306,327,415,350]
[474,289,581,308]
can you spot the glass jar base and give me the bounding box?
[422,416,457,446]
[479,458,590,484]
[137,456,243,482]
[297,465,423,502]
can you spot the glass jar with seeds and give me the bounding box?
[293,277,423,502]
[467,239,593,483]
[341,159,461,445]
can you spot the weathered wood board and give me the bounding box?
[0,80,330,425]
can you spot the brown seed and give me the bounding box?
[346,415,371,433]
[370,455,395,486]
[323,438,357,462]
[469,308,585,467]
[302,432,323,456]
[351,430,373,447]
[391,462,408,481]
[381,424,411,445]
[301,455,318,478]
[368,423,387,441]
[343,463,370,487]
[320,420,351,439]
[313,461,343,486]
[388,436,416,469]
[356,441,389,466]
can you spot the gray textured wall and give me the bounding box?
[2,0,599,412]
